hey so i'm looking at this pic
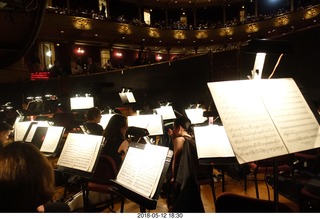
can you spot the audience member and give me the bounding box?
[103,59,114,71]
[0,121,13,149]
[49,60,66,78]
[87,57,101,74]
[83,107,104,135]
[0,142,57,212]
[70,60,83,75]
[166,115,204,212]
[101,114,130,170]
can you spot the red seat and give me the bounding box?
[84,155,124,212]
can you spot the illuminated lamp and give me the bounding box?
[245,39,293,80]
[75,47,85,55]
[119,88,136,104]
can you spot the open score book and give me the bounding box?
[207,78,320,164]
[114,142,171,199]
[57,133,104,173]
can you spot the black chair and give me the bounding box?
[215,192,294,212]
[51,112,76,131]
[83,155,125,212]
[245,154,294,199]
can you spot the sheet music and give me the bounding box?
[258,78,320,153]
[14,121,31,141]
[24,121,49,143]
[185,108,207,124]
[99,114,114,130]
[194,125,235,158]
[116,143,169,198]
[208,79,288,164]
[207,78,320,164]
[57,133,103,172]
[40,126,64,153]
[155,106,176,120]
[128,115,164,136]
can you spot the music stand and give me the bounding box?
[110,142,173,211]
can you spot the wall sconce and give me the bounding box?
[75,47,85,55]
[72,17,92,30]
[115,52,123,57]
[156,54,162,61]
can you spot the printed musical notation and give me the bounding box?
[115,143,169,198]
[57,133,103,172]
[207,78,320,164]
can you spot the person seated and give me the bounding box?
[70,60,83,75]
[0,141,70,212]
[83,107,104,136]
[101,114,130,171]
[0,121,13,149]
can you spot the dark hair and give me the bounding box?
[104,114,128,141]
[0,121,13,132]
[174,116,194,136]
[86,107,101,120]
[0,141,54,212]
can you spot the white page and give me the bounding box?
[258,78,320,152]
[208,79,288,164]
[14,121,32,141]
[185,108,207,124]
[57,133,103,172]
[155,106,176,120]
[116,143,169,198]
[40,126,64,153]
[194,125,235,158]
[99,114,114,130]
[128,114,164,136]
[24,121,49,143]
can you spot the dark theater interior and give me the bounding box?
[1,0,320,214]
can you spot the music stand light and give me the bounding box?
[246,39,293,80]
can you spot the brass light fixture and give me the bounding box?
[118,24,132,34]
[274,15,289,26]
[72,17,92,30]
[304,7,319,19]
[148,28,160,38]
[196,30,208,39]
[219,27,234,36]
[245,23,259,33]
[173,30,186,40]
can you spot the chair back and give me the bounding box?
[215,192,294,212]
[91,155,118,184]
